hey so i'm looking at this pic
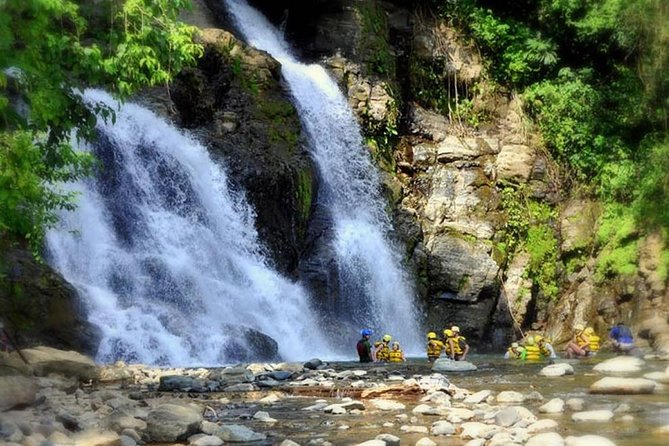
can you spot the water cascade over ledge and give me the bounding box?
[224,0,422,352]
[46,89,330,365]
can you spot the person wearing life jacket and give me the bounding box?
[375,334,392,362]
[388,341,406,363]
[426,331,444,362]
[609,321,635,354]
[566,324,590,358]
[446,326,469,361]
[534,335,557,359]
[442,328,454,357]
[504,342,526,360]
[523,336,541,360]
[356,328,375,363]
[584,327,600,355]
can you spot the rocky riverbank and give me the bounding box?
[2,348,669,446]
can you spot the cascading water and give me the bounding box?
[46,89,330,365]
[224,0,422,352]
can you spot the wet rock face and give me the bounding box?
[169,29,316,277]
[0,240,101,354]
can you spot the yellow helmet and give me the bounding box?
[427,332,437,339]
[383,334,392,342]
[574,323,584,332]
[525,336,535,346]
[451,326,460,333]
[444,329,454,337]
[584,327,594,335]
[534,335,544,343]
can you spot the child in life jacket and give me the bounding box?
[389,341,406,363]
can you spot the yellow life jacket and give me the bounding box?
[389,349,403,362]
[427,340,444,359]
[375,341,390,361]
[539,343,552,358]
[448,336,465,355]
[576,332,590,348]
[524,344,541,360]
[589,335,601,352]
[507,347,524,359]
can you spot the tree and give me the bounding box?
[0,0,202,254]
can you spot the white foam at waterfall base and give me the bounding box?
[224,0,423,353]
[46,89,330,366]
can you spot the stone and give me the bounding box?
[369,399,405,411]
[71,430,120,446]
[223,383,255,392]
[355,441,385,446]
[589,377,656,394]
[20,347,98,380]
[496,391,524,403]
[145,404,202,442]
[460,422,496,439]
[566,398,585,411]
[252,411,277,423]
[494,406,521,427]
[527,432,564,446]
[496,144,535,182]
[539,398,565,414]
[488,432,515,446]
[560,199,599,254]
[119,435,136,446]
[463,389,491,404]
[593,356,645,376]
[280,441,301,446]
[159,375,206,392]
[643,372,669,383]
[375,434,400,446]
[564,435,617,446]
[415,438,436,446]
[431,420,456,436]
[98,363,133,383]
[571,410,614,423]
[436,136,487,162]
[431,358,477,372]
[464,440,485,446]
[303,359,322,370]
[539,363,574,377]
[0,420,23,443]
[213,424,266,442]
[400,425,429,434]
[106,414,147,433]
[0,375,38,411]
[527,419,559,434]
[189,434,224,446]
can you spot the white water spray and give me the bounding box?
[224,0,422,352]
[46,89,330,365]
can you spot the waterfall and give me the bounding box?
[224,0,422,352]
[46,89,330,366]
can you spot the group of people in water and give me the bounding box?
[357,321,635,363]
[505,321,635,361]
[356,325,470,363]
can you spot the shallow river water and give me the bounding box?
[208,354,669,445]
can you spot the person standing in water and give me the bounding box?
[356,328,375,363]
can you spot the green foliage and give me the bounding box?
[595,203,639,282]
[499,186,559,300]
[356,0,395,77]
[255,98,300,151]
[0,0,202,253]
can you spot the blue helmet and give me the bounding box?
[361,328,373,336]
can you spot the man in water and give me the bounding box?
[356,328,374,363]
[609,322,635,354]
[504,342,526,360]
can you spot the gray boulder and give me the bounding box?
[146,404,202,442]
[431,358,477,372]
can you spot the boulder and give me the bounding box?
[527,432,564,446]
[539,363,574,377]
[459,422,497,440]
[431,420,455,436]
[431,358,477,372]
[369,399,405,411]
[463,389,491,404]
[527,419,559,434]
[20,347,98,380]
[496,391,524,403]
[592,356,644,375]
[494,407,520,427]
[495,144,535,182]
[212,425,266,443]
[565,398,585,411]
[0,375,38,411]
[643,371,669,383]
[145,404,202,442]
[539,398,565,414]
[71,430,120,446]
[375,433,401,446]
[589,377,656,394]
[571,410,614,423]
